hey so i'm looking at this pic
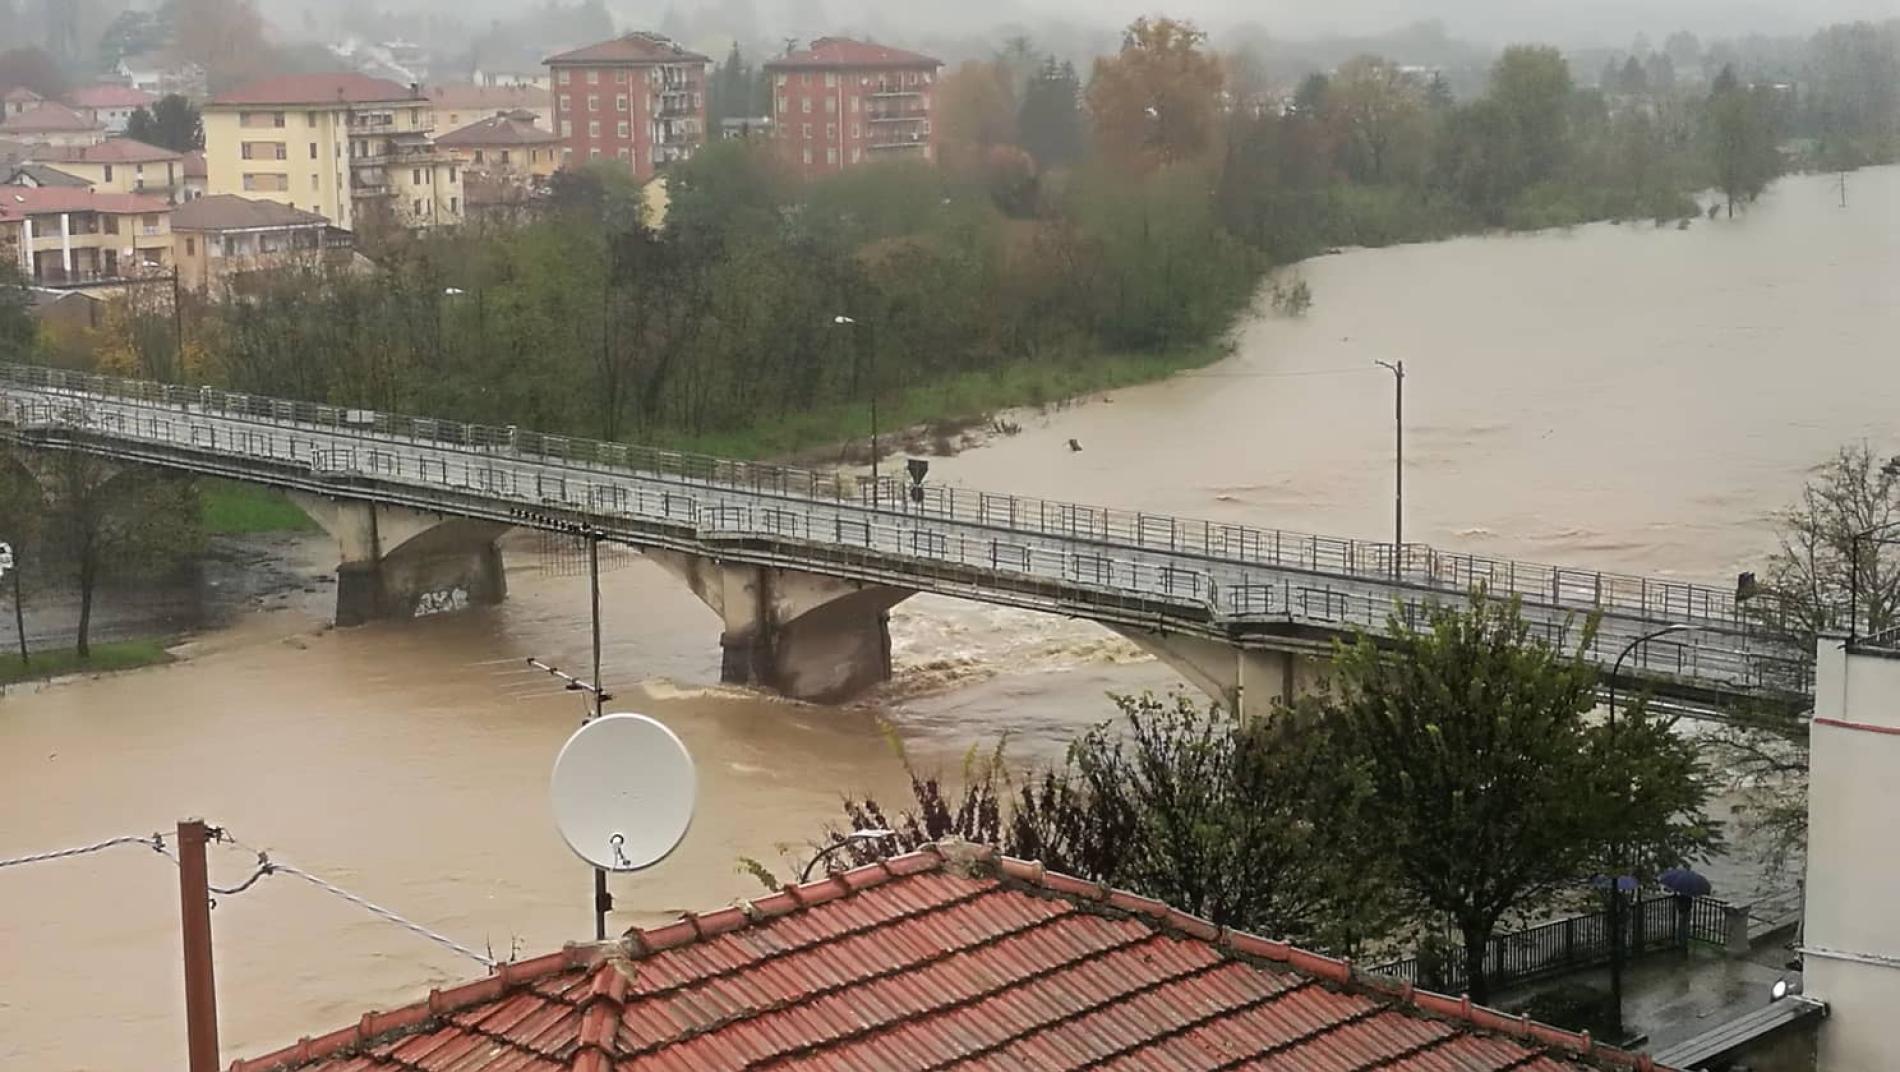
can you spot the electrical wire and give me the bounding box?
[0,833,166,870]
[263,862,496,968]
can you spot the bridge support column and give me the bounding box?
[288,494,508,626]
[648,550,912,703]
[1109,627,1326,718]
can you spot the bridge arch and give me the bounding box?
[287,494,508,625]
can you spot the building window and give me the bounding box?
[588,94,599,111]
[801,97,811,114]
[826,122,836,139]
[414,198,424,216]
[617,121,630,138]
[851,147,861,163]
[775,74,786,88]
[185,237,195,256]
[499,150,511,164]
[801,146,812,164]
[850,96,860,113]
[558,70,570,85]
[310,174,319,190]
[309,142,318,159]
[104,215,119,234]
[590,148,600,158]
[617,147,630,160]
[827,147,838,165]
[412,168,422,184]
[616,95,628,112]
[776,95,788,115]
[102,164,113,182]
[825,96,836,114]
[241,173,289,192]
[449,196,458,214]
[825,72,837,87]
[801,123,811,138]
[588,120,600,138]
[802,72,812,86]
[615,70,629,83]
[851,123,859,138]
[241,142,286,160]
[561,120,572,137]
[448,167,457,182]
[307,111,317,126]
[474,149,484,163]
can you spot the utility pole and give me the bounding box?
[170,268,185,374]
[1374,360,1404,576]
[177,818,220,1072]
[1840,170,1848,209]
[587,533,609,940]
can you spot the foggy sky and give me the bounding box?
[286,0,1900,48]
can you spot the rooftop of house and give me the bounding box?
[3,86,45,104]
[30,138,182,165]
[229,842,1675,1072]
[0,186,170,220]
[544,31,711,67]
[435,113,561,149]
[208,73,421,108]
[180,150,206,179]
[66,84,156,110]
[765,36,944,71]
[6,163,91,188]
[426,82,551,111]
[0,101,104,135]
[171,194,328,232]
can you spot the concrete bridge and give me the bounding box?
[0,363,1809,717]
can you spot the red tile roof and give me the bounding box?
[31,137,181,164]
[66,84,156,109]
[229,843,1673,1072]
[545,32,710,66]
[209,74,419,107]
[436,113,561,148]
[766,37,943,71]
[0,101,102,134]
[0,186,170,220]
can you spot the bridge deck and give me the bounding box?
[0,363,1810,715]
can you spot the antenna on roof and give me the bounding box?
[549,713,697,940]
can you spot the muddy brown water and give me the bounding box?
[1,168,1895,1067]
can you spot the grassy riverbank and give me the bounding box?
[0,639,174,685]
[672,343,1232,460]
[200,479,317,535]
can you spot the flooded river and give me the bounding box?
[2,167,1896,1068]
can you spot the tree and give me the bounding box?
[1703,65,1780,216]
[0,46,67,98]
[1758,444,1900,654]
[707,42,760,125]
[40,449,202,658]
[1018,58,1084,168]
[1086,16,1224,172]
[125,94,203,153]
[1313,591,1717,1002]
[98,8,167,71]
[167,0,273,93]
[936,59,1019,176]
[1324,55,1427,184]
[0,260,33,362]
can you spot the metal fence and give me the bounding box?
[1370,895,1729,996]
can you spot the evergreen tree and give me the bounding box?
[1018,58,1084,168]
[126,94,204,153]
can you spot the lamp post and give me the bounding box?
[833,315,878,508]
[1604,622,1699,1034]
[799,829,896,882]
[1374,360,1404,578]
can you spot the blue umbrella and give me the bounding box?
[1659,867,1713,897]
[1590,874,1640,893]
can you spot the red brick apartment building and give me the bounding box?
[544,32,710,180]
[765,38,943,177]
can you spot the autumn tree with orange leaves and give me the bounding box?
[1085,17,1224,172]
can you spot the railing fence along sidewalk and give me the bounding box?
[1369,894,1733,996]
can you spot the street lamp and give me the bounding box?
[1604,621,1701,1035]
[833,315,879,508]
[799,828,896,882]
[1373,360,1404,578]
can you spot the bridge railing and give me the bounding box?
[3,389,1810,699]
[0,361,1794,638]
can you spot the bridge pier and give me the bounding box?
[1109,626,1327,718]
[649,550,913,702]
[288,494,509,626]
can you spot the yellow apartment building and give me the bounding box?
[25,139,185,200]
[0,186,172,285]
[202,73,463,231]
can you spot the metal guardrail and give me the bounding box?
[1370,894,1729,996]
[0,363,1813,704]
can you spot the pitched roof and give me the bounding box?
[229,843,1674,1072]
[172,194,327,231]
[427,83,551,111]
[0,186,170,220]
[6,163,91,187]
[0,101,103,134]
[209,73,419,107]
[30,137,181,164]
[181,149,206,179]
[545,32,710,66]
[765,37,943,71]
[66,84,156,109]
[3,86,44,104]
[435,113,561,148]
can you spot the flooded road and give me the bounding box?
[2,167,1895,1068]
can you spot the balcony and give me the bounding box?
[866,111,927,123]
[869,84,924,97]
[867,132,930,151]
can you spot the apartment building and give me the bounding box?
[764,38,942,177]
[0,100,105,147]
[0,186,172,285]
[67,84,157,134]
[172,194,351,291]
[26,139,184,200]
[544,32,710,179]
[428,83,554,134]
[436,112,562,179]
[202,73,463,231]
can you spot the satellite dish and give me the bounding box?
[550,713,696,872]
